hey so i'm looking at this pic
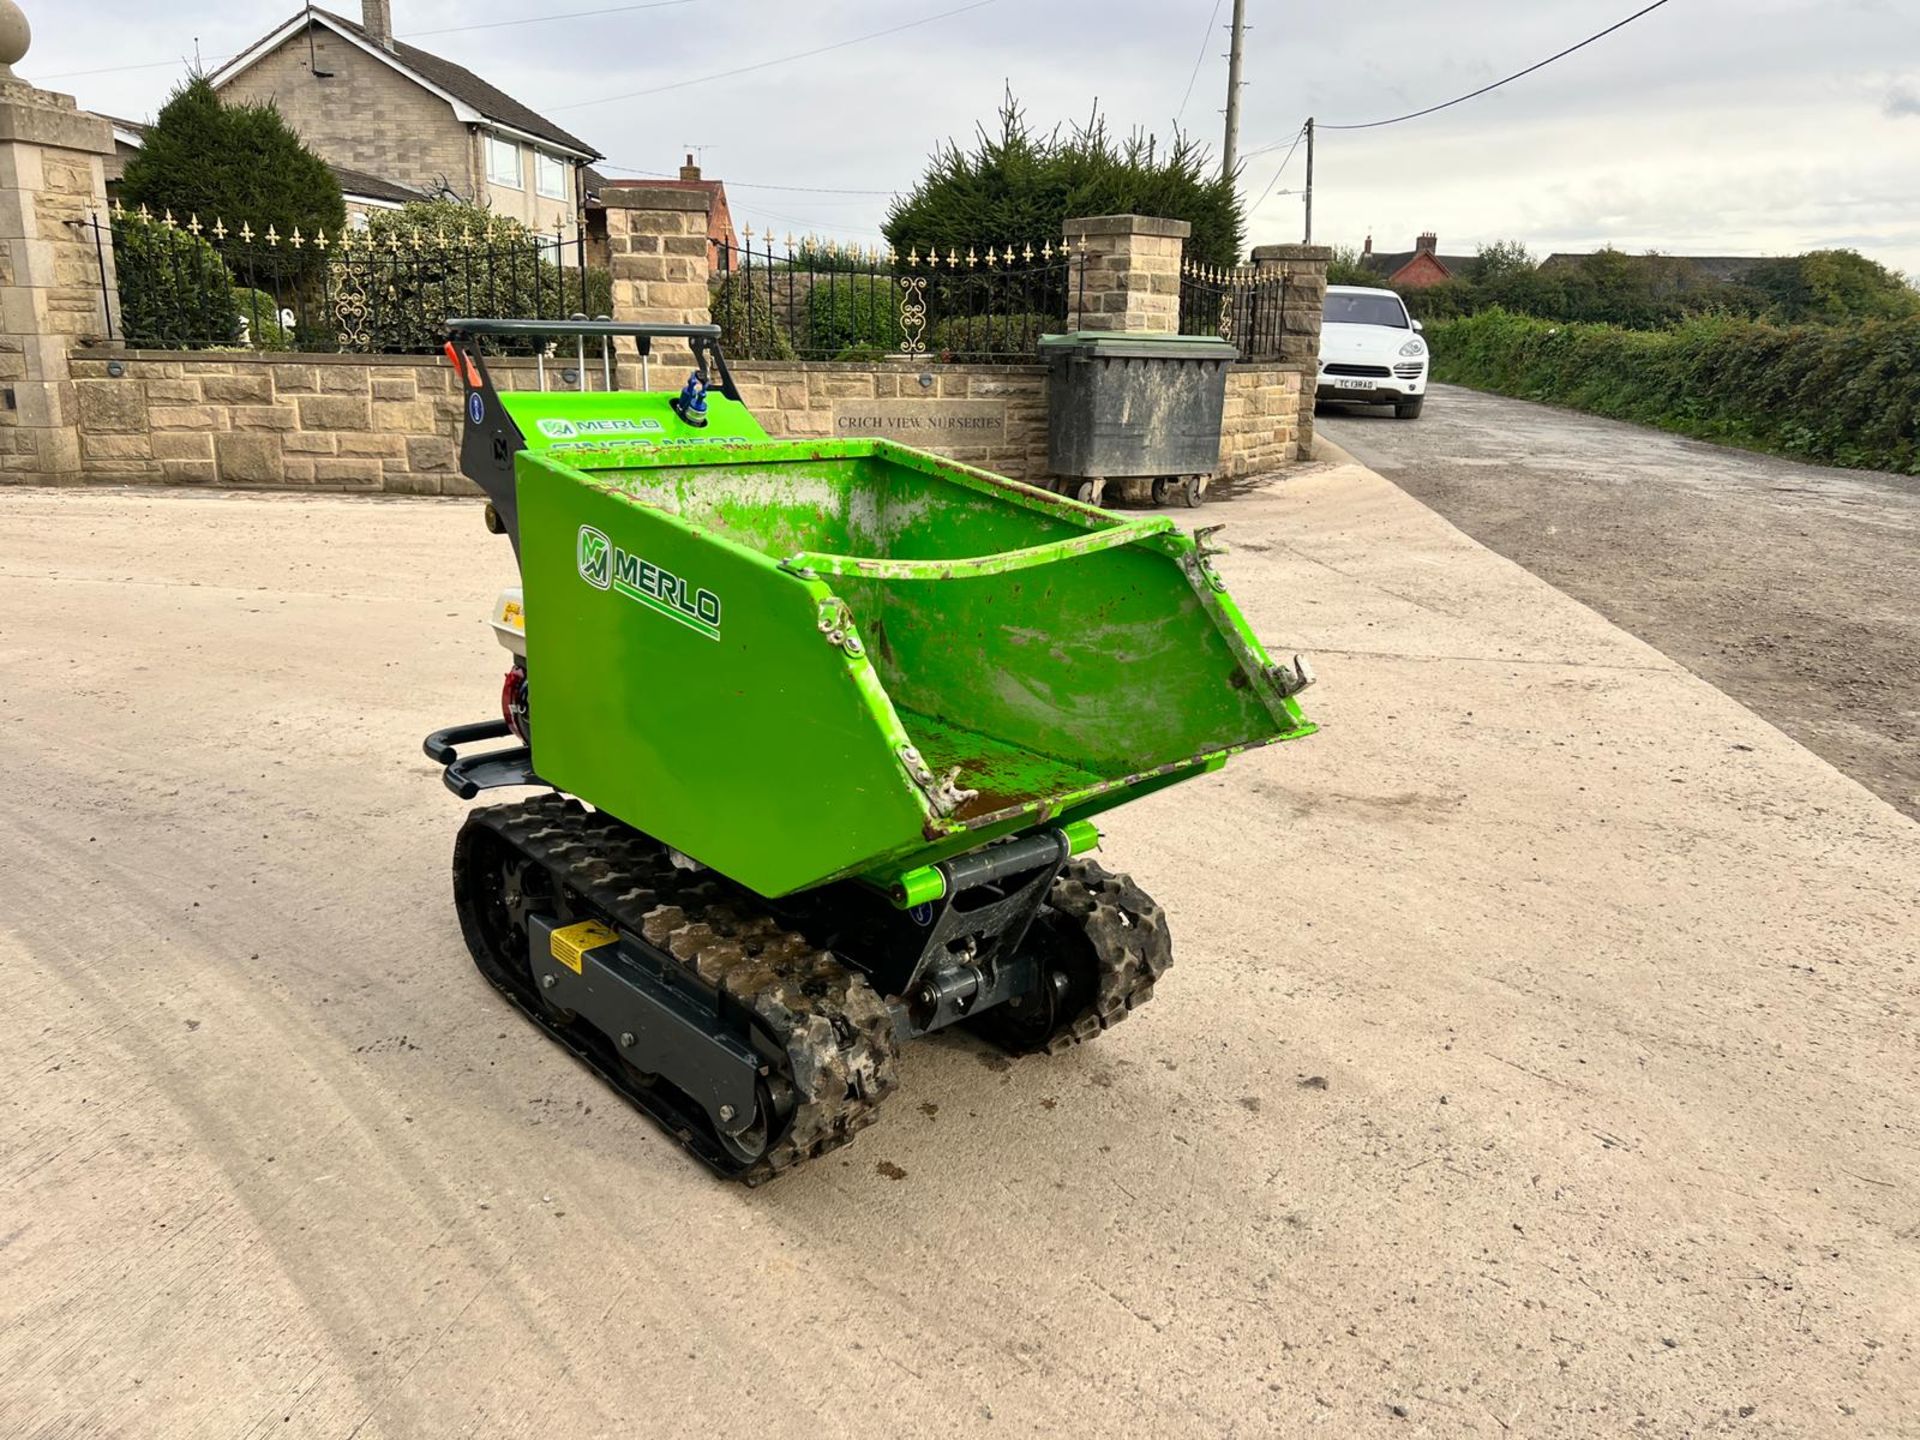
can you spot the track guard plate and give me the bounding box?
[527,913,763,1138]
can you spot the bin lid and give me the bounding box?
[1038,331,1239,361]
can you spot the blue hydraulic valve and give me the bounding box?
[671,369,709,427]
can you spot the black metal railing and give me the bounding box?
[1178,263,1291,360]
[712,232,1073,362]
[89,204,604,354]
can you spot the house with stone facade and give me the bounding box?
[198,1,601,230]
[102,114,430,217]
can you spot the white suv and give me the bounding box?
[1317,285,1428,419]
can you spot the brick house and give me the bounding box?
[1361,233,1476,289]
[201,1,600,230]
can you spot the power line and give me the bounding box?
[407,0,697,40]
[1247,124,1306,211]
[29,0,703,82]
[598,162,892,196]
[1321,0,1679,131]
[547,0,1003,113]
[1174,0,1224,127]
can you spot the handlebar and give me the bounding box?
[446,318,722,341]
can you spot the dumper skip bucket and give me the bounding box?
[514,436,1314,898]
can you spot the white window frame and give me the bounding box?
[535,151,567,200]
[485,133,522,189]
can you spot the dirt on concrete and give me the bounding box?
[1321,384,1920,821]
[1,475,1916,1437]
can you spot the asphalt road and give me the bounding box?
[1320,385,1920,821]
[2,474,1916,1437]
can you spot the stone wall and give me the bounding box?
[71,351,474,492]
[0,74,115,484]
[1064,215,1188,334]
[65,349,1306,494]
[1220,366,1306,479]
[1252,243,1332,455]
[729,361,1051,483]
[602,186,713,370]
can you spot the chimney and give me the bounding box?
[363,0,395,51]
[1362,234,1373,258]
[1416,231,1437,255]
[679,153,702,182]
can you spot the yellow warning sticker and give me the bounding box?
[549,920,618,974]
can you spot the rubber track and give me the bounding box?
[1040,859,1175,1054]
[457,794,900,1184]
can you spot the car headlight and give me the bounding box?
[1399,339,1427,358]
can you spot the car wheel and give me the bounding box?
[1394,399,1424,420]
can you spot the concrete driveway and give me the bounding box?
[1,470,1915,1438]
[1320,384,1920,821]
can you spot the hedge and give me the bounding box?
[112,214,242,348]
[1426,309,1920,475]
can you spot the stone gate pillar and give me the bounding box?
[0,3,117,484]
[1062,215,1188,334]
[601,184,712,374]
[1253,242,1332,458]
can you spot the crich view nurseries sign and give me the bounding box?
[830,399,1009,443]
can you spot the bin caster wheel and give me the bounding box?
[1151,477,1171,506]
[1178,475,1209,508]
[1070,478,1105,506]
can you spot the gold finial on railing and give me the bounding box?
[1041,239,1053,260]
[886,245,898,266]
[289,227,304,250]
[1022,242,1034,263]
[385,230,401,254]
[186,213,202,236]
[906,247,920,268]
[161,209,176,229]
[432,225,447,247]
[410,226,424,251]
[264,224,279,247]
[314,227,328,251]
[212,217,227,241]
[740,223,753,243]
[964,246,977,268]
[111,196,126,218]
[238,221,254,243]
[137,203,153,222]
[947,247,959,268]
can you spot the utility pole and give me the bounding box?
[1222,0,1247,181]
[1303,117,1314,244]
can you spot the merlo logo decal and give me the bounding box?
[577,526,612,589]
[576,525,721,641]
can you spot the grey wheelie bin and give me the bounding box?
[1041,332,1237,508]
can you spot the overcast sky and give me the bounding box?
[22,0,1920,275]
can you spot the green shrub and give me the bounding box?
[886,89,1242,269]
[710,272,795,359]
[120,76,344,281]
[111,213,241,348]
[1427,308,1920,475]
[803,274,902,355]
[929,311,1049,361]
[340,200,611,353]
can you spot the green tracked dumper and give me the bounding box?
[427,319,1316,1182]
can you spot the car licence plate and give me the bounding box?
[1335,378,1373,391]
